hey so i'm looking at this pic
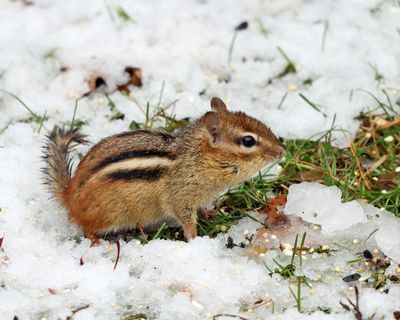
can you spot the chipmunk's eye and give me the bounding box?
[242,135,256,148]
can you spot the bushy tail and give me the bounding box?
[42,126,87,207]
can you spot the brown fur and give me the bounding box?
[42,98,284,241]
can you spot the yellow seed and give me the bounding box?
[220,225,227,232]
[373,249,379,255]
[282,243,292,250]
[325,276,332,281]
[322,245,329,251]
[396,268,400,274]
[271,234,277,240]
[264,238,270,244]
[381,190,388,194]
[352,239,359,244]
[372,177,378,181]
[312,225,320,231]
[365,261,369,266]
[259,253,265,258]
[243,229,249,236]
[365,132,372,139]
[309,248,314,253]
[335,267,342,273]
[262,232,269,238]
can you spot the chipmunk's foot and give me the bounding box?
[199,208,218,219]
[85,232,101,246]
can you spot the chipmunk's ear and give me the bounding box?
[210,97,228,113]
[203,111,220,143]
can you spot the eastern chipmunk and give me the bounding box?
[43,97,284,242]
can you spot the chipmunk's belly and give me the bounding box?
[66,176,166,233]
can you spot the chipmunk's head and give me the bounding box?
[202,97,285,182]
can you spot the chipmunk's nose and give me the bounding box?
[276,145,285,157]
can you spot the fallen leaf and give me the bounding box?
[48,288,57,295]
[259,194,287,225]
[117,67,142,92]
[373,172,400,190]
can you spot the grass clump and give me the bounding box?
[80,87,400,242]
[106,106,399,243]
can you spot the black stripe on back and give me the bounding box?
[108,168,165,181]
[92,149,175,173]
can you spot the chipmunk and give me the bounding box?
[43,97,284,242]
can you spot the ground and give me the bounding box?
[0,0,399,319]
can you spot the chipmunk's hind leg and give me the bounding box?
[83,229,101,246]
[172,206,197,240]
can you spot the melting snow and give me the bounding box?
[0,0,399,319]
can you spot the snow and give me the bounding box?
[0,0,400,319]
[284,182,367,234]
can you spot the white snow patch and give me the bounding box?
[285,182,400,263]
[0,0,400,319]
[284,182,367,234]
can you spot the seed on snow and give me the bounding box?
[283,248,293,256]
[322,245,329,251]
[352,239,359,244]
[191,300,204,310]
[373,249,379,255]
[384,135,394,143]
[312,225,320,231]
[335,267,342,273]
[396,268,400,274]
[282,243,292,250]
[243,229,249,236]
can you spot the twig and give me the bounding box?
[113,240,121,270]
[350,142,371,190]
[66,304,90,320]
[213,314,248,320]
[340,286,363,320]
[136,223,149,243]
